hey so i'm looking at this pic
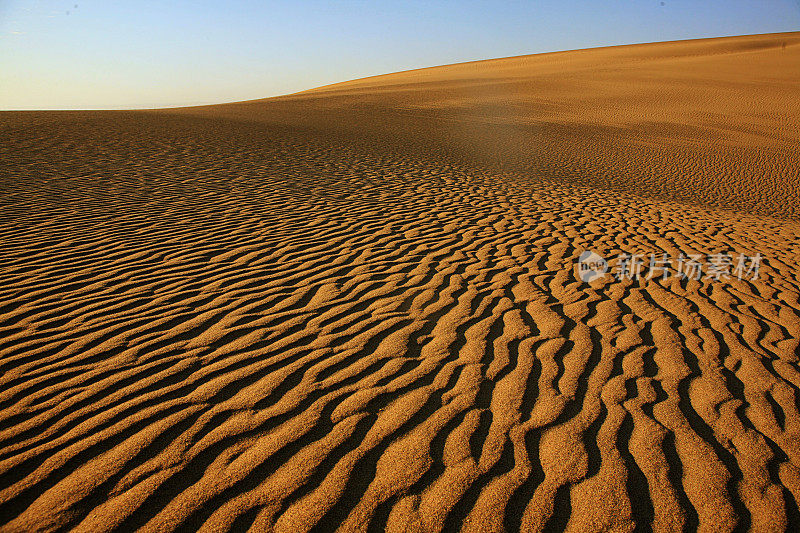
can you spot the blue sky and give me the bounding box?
[1,0,798,110]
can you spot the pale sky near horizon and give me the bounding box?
[1,0,799,110]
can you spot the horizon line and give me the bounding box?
[2,30,797,113]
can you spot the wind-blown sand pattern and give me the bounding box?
[1,32,800,532]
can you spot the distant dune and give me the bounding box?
[169,31,800,219]
[1,32,799,532]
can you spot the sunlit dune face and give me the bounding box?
[162,32,800,218]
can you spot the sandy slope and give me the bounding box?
[1,32,799,532]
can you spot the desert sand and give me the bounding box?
[1,32,799,532]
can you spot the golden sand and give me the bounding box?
[0,32,799,531]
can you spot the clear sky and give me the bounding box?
[1,0,799,110]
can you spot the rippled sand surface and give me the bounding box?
[1,32,799,532]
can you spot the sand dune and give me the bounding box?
[169,31,800,219]
[1,32,800,532]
